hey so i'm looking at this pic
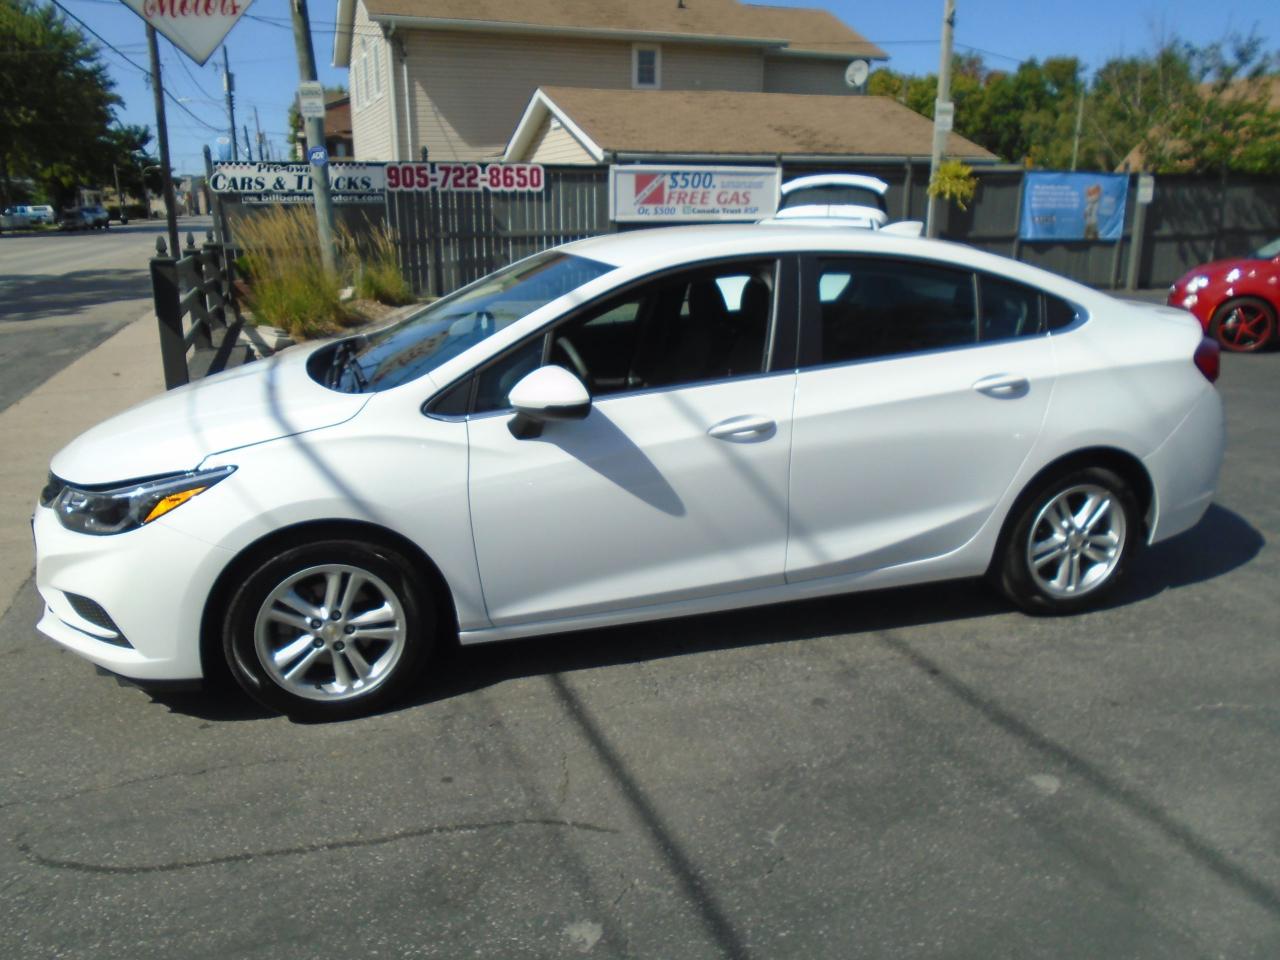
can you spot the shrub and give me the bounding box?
[348,224,414,306]
[231,206,360,340]
[927,159,978,211]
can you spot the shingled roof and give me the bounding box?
[337,0,886,65]
[506,87,998,162]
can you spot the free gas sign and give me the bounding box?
[610,165,780,222]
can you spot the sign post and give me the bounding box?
[1126,174,1155,291]
[289,0,337,275]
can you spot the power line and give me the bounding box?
[46,0,226,133]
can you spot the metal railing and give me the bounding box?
[150,231,243,389]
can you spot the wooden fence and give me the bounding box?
[385,166,611,296]
[150,232,243,389]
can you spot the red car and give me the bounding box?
[1168,238,1280,352]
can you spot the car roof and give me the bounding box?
[781,174,889,195]
[558,223,1101,305]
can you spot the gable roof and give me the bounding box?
[506,87,998,163]
[335,0,885,66]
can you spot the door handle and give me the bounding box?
[707,415,776,442]
[972,374,1030,399]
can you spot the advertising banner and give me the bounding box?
[1019,172,1128,242]
[210,162,385,205]
[610,165,780,222]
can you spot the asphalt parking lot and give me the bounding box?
[1,350,1277,959]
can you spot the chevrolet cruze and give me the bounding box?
[34,225,1226,719]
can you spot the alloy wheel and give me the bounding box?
[1025,484,1127,599]
[253,563,407,702]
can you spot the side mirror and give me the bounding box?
[507,365,591,439]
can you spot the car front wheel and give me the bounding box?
[995,467,1139,615]
[223,539,434,720]
[1210,297,1276,352]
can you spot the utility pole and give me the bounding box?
[222,46,238,161]
[924,0,956,239]
[1070,87,1085,171]
[289,0,337,274]
[254,106,267,162]
[146,25,180,258]
[112,163,127,224]
[244,124,254,162]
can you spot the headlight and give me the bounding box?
[45,466,236,536]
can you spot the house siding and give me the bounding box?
[662,44,763,91]
[763,57,856,96]
[400,33,770,161]
[350,0,395,160]
[527,117,596,164]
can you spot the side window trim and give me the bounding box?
[426,255,795,418]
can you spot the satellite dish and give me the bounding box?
[845,59,870,89]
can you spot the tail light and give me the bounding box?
[1193,337,1220,383]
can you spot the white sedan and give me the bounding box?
[33,225,1225,719]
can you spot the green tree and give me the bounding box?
[0,0,120,208]
[1148,34,1280,174]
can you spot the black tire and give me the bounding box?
[1210,297,1276,353]
[222,538,434,720]
[994,466,1140,615]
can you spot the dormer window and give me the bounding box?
[632,44,661,89]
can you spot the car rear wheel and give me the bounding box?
[1210,297,1276,352]
[223,539,434,720]
[995,467,1139,615]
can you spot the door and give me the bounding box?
[786,256,1056,582]
[466,257,798,627]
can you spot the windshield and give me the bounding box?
[779,186,887,213]
[325,251,614,392]
[1254,237,1280,259]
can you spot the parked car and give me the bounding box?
[771,174,891,229]
[1167,238,1280,352]
[22,204,56,224]
[34,225,1225,719]
[1,207,32,231]
[82,204,110,228]
[57,208,93,231]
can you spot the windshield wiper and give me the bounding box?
[326,339,369,392]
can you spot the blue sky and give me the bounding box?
[56,0,1279,176]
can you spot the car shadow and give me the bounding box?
[144,503,1262,722]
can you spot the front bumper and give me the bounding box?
[33,505,232,681]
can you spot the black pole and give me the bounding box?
[146,25,180,258]
[223,46,238,162]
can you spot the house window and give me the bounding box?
[632,44,660,89]
[372,43,383,97]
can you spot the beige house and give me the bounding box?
[332,0,888,162]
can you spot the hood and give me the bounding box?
[1172,257,1263,287]
[51,344,371,485]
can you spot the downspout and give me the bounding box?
[400,36,416,160]
[385,25,401,160]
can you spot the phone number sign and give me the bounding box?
[386,163,545,192]
[610,165,780,222]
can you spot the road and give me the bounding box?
[0,352,1277,958]
[0,218,209,414]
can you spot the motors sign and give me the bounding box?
[119,0,255,66]
[211,162,385,205]
[610,165,780,222]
